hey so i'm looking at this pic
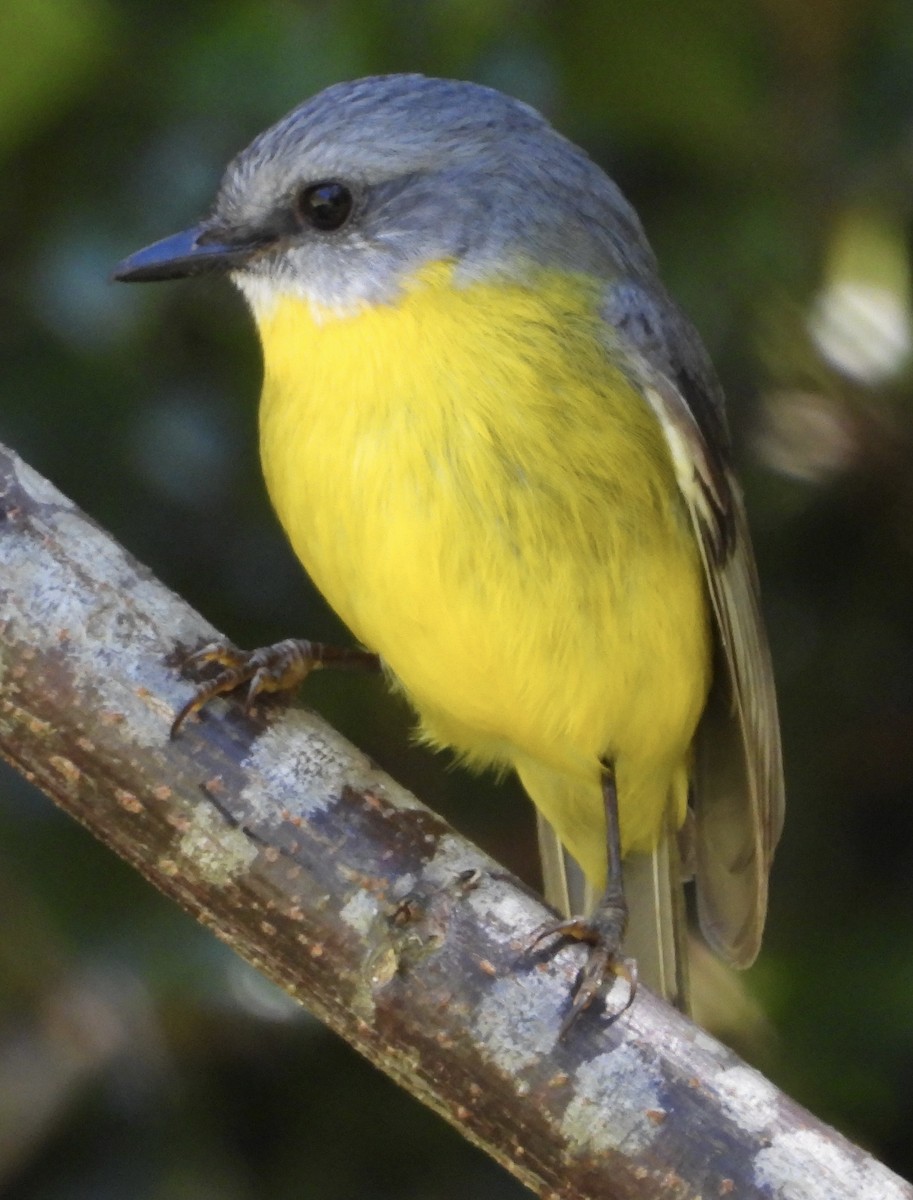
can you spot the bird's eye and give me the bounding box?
[295,181,353,232]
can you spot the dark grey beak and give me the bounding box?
[112,224,274,283]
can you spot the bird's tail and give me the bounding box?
[536,805,690,1011]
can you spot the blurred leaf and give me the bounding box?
[0,0,113,157]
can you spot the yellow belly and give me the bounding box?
[253,261,711,883]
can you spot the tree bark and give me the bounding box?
[0,440,908,1200]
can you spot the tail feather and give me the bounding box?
[536,809,585,914]
[621,833,690,1010]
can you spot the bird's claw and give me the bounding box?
[528,905,636,1036]
[170,638,320,737]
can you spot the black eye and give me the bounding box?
[295,181,353,231]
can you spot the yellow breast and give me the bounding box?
[252,260,711,869]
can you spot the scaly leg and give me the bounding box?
[528,761,636,1035]
[170,638,381,737]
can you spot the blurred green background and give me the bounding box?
[3,0,913,1194]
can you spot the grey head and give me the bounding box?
[114,74,660,312]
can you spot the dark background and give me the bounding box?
[3,0,913,1195]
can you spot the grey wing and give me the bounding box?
[603,281,785,967]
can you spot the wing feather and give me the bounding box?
[604,283,785,967]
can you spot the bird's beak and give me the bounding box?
[112,224,274,283]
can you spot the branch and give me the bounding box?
[0,440,908,1200]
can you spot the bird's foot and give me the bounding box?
[528,893,636,1036]
[170,638,380,737]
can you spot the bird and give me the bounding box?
[114,73,784,1024]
